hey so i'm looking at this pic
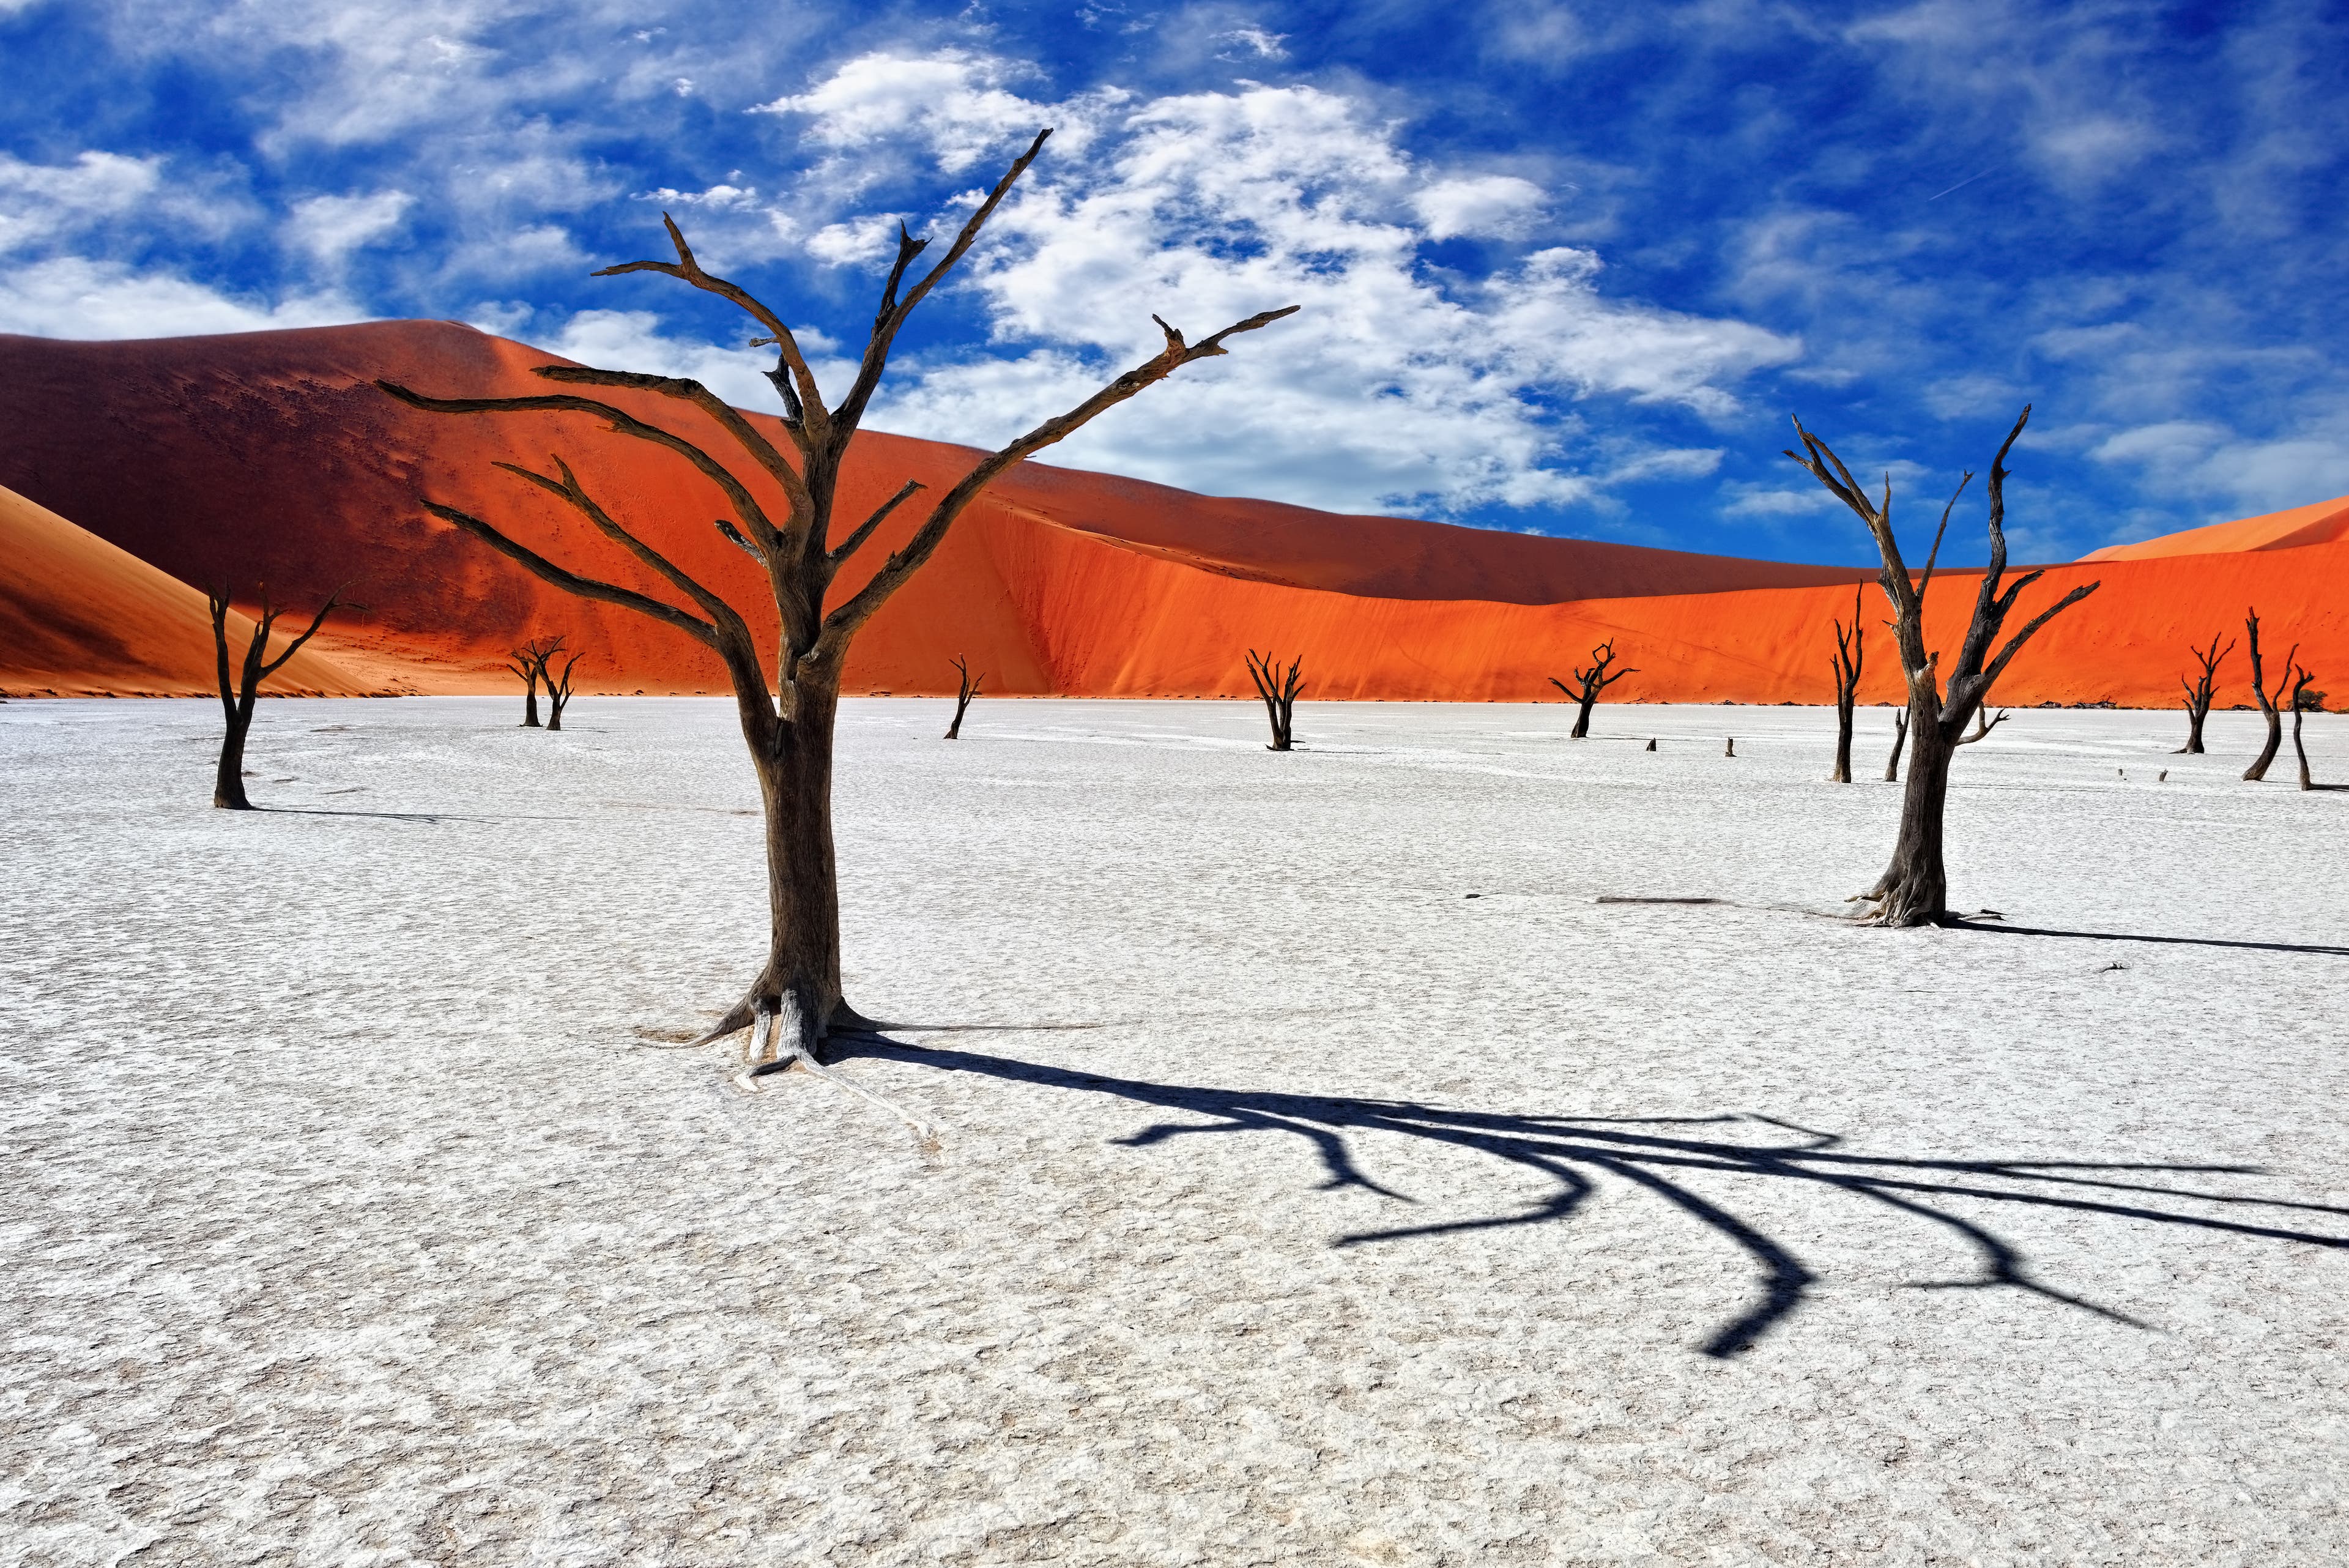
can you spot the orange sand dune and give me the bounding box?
[2080,493,2349,561]
[0,319,2342,709]
[0,483,379,698]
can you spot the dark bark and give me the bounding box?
[2291,664,2318,790]
[1247,649,1304,751]
[1829,587,1863,782]
[2173,632,2233,754]
[1549,640,1636,739]
[943,655,981,739]
[377,133,1295,1067]
[1784,405,2099,926]
[2243,609,2294,782]
[509,636,563,726]
[1884,708,1908,782]
[544,650,582,730]
[207,583,345,810]
[1953,707,2008,745]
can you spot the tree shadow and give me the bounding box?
[1946,919,2349,957]
[840,1035,2349,1358]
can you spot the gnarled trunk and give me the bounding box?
[2178,702,2208,753]
[1865,693,1952,924]
[1831,700,1855,782]
[1572,694,1597,739]
[751,680,845,1030]
[213,699,254,810]
[1883,709,1909,782]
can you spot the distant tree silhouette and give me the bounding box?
[207,582,345,810]
[1828,588,1864,781]
[1549,639,1636,738]
[2174,632,2233,754]
[507,635,564,727]
[1883,707,1908,781]
[544,648,584,730]
[1954,707,2009,745]
[943,655,981,740]
[1247,649,1304,751]
[2292,663,2323,789]
[380,128,1296,1083]
[2242,608,2296,782]
[1784,406,2098,925]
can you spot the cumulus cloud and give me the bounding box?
[754,53,1797,516]
[0,152,165,250]
[0,256,360,340]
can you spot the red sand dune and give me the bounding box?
[2080,493,2349,562]
[0,319,2342,709]
[0,482,377,698]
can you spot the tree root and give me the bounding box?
[700,992,940,1141]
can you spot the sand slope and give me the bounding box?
[2080,492,2349,561]
[0,321,2342,707]
[0,483,379,698]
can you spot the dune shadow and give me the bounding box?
[839,1035,2349,1358]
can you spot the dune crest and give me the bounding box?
[0,321,2342,707]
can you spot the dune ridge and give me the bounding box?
[0,320,2342,708]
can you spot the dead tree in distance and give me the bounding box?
[207,583,345,810]
[2174,632,2233,754]
[943,655,982,740]
[508,634,564,727]
[2292,664,2321,789]
[1550,639,1636,738]
[1828,588,1865,781]
[1954,707,2009,745]
[2242,609,2295,781]
[380,128,1296,1077]
[1884,707,1909,781]
[1786,406,2098,926]
[1247,648,1304,751]
[544,648,584,730]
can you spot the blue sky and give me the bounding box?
[1,1,2343,567]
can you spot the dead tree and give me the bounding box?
[544,649,584,730]
[379,128,1295,1077]
[1954,707,2008,745]
[2173,632,2233,754]
[1786,406,2098,926]
[1549,640,1636,738]
[207,583,345,810]
[1884,708,1909,781]
[1247,648,1304,751]
[1828,588,1865,781]
[943,655,982,740]
[2243,608,2296,781]
[2292,664,2321,789]
[508,635,564,726]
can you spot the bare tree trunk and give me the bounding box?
[944,655,980,739]
[2174,631,2232,754]
[213,698,254,809]
[1830,586,1863,782]
[2291,664,2317,790]
[377,130,1294,1080]
[1551,641,1636,740]
[1884,708,1909,782]
[545,649,582,730]
[1786,406,2098,926]
[1247,648,1302,750]
[208,583,343,811]
[2243,610,2292,782]
[1573,693,1597,738]
[1872,698,1952,924]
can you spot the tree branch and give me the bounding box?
[593,212,829,450]
[529,364,810,530]
[827,479,924,567]
[420,500,719,647]
[812,304,1299,663]
[490,456,750,642]
[257,586,348,678]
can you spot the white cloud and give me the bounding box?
[285,190,415,266]
[0,152,164,251]
[1212,26,1287,61]
[529,307,852,412]
[1722,484,1839,518]
[2088,413,2349,514]
[1411,174,1547,240]
[756,53,1797,516]
[0,256,360,340]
